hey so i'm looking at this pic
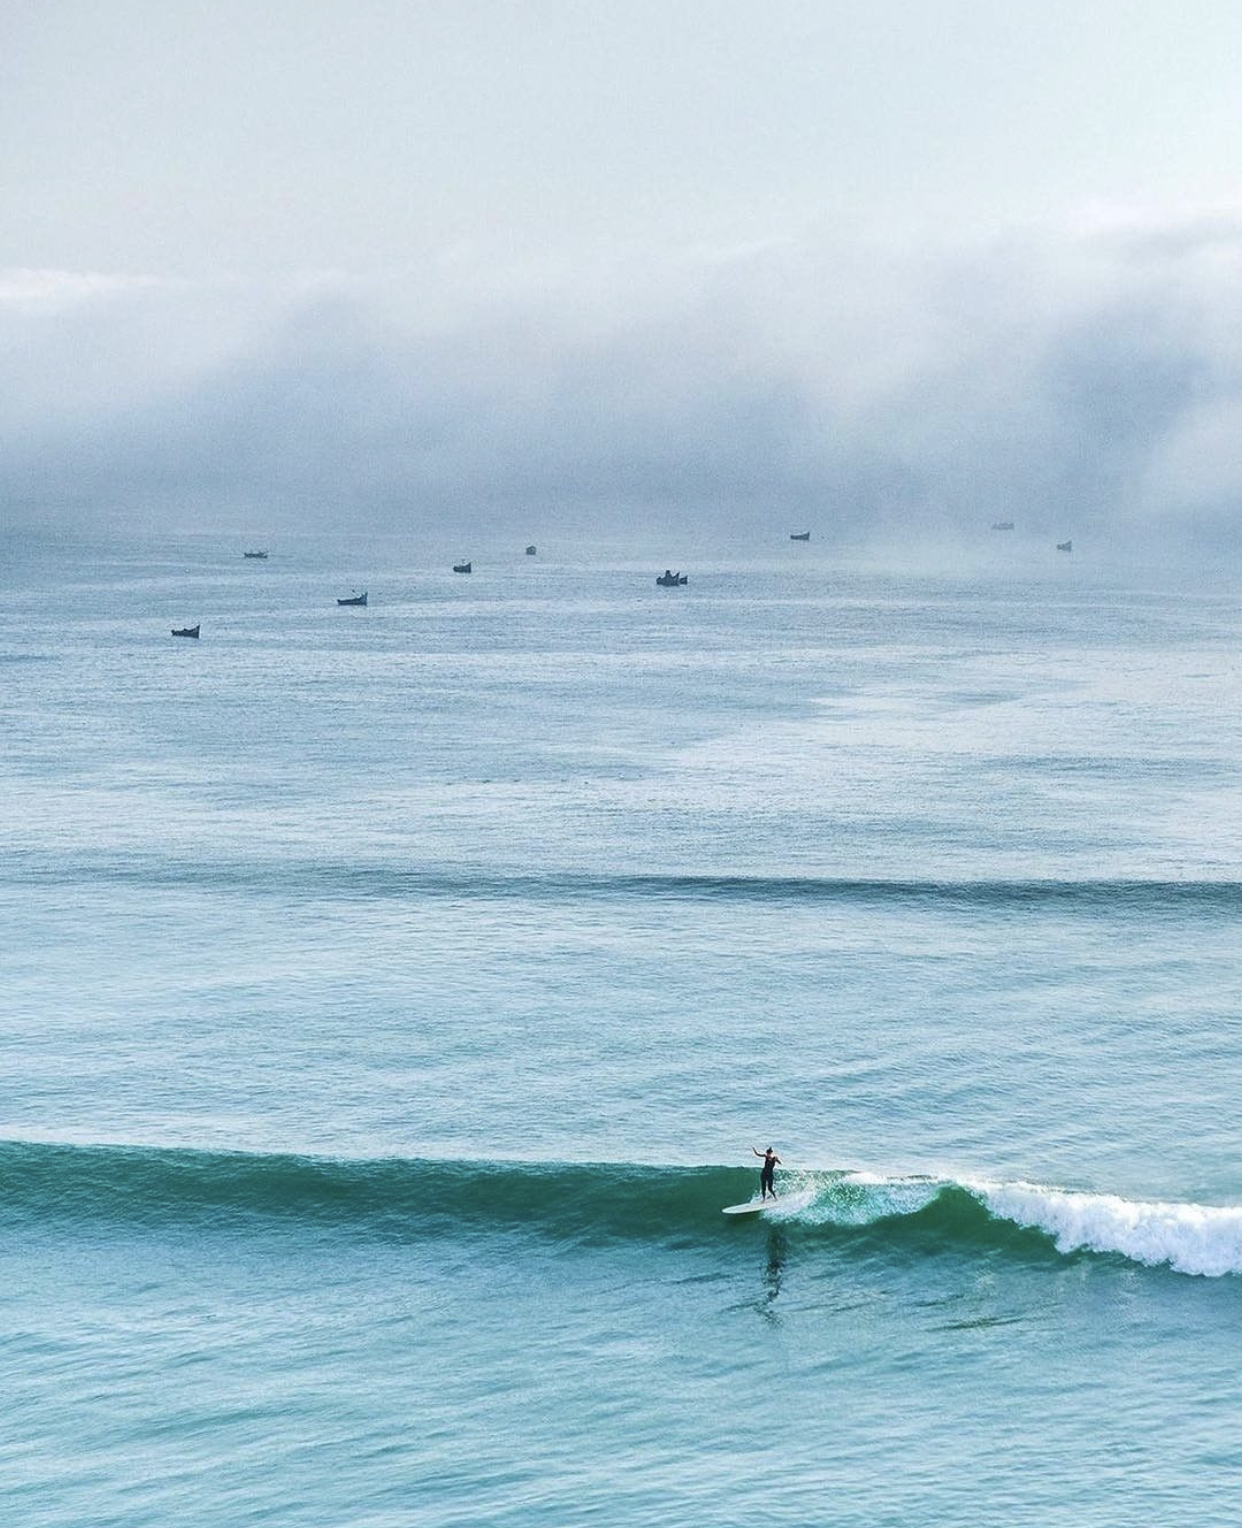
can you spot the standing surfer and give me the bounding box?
[752,1145,781,1200]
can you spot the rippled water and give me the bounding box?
[4,529,1242,1525]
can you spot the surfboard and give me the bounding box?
[722,1199,775,1216]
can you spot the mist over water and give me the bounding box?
[13,209,1242,556]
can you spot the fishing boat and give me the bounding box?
[243,550,268,559]
[1056,540,1073,552]
[453,562,472,574]
[525,545,537,556]
[789,531,810,542]
[656,570,688,587]
[171,624,200,639]
[337,591,368,606]
[991,521,1015,531]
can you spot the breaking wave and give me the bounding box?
[3,1140,1241,1277]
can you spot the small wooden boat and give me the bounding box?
[656,570,688,587]
[1056,540,1072,553]
[337,591,368,606]
[453,561,472,574]
[243,550,268,559]
[790,531,810,542]
[171,624,200,639]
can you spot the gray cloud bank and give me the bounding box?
[6,215,1242,550]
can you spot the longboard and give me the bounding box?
[722,1199,777,1216]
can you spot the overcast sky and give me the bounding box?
[7,1,1242,543]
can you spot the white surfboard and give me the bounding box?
[723,1187,815,1218]
[722,1199,775,1216]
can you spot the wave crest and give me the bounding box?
[3,1141,1241,1276]
[970,1180,1242,1278]
[766,1171,1242,1277]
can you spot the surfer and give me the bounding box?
[752,1145,781,1200]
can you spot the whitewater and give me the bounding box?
[4,527,1242,1526]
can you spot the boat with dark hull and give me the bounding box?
[171,624,200,639]
[1056,540,1073,553]
[243,550,269,559]
[337,592,368,606]
[789,531,810,542]
[453,562,472,574]
[656,570,688,587]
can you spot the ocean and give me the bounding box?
[3,526,1242,1525]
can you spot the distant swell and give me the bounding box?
[2,1141,1240,1277]
[14,854,1242,914]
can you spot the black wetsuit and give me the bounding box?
[760,1156,777,1196]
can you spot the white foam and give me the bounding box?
[781,1170,946,1226]
[970,1179,1242,1278]
[747,1187,815,1221]
[761,1170,1242,1275]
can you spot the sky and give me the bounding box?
[7,0,1242,545]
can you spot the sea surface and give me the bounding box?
[4,526,1242,1525]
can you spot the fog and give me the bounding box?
[4,217,1242,553]
[8,3,1242,554]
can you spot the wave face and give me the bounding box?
[4,1141,1241,1277]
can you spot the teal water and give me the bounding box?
[3,530,1242,1523]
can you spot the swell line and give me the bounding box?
[11,853,1242,912]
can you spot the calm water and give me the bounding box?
[4,528,1242,1525]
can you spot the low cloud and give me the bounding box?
[6,212,1242,550]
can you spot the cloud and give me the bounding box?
[6,211,1242,548]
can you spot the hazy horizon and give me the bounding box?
[9,3,1242,555]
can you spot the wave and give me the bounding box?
[14,854,1242,914]
[779,1171,1242,1278]
[3,1140,1241,1276]
[967,1179,1242,1279]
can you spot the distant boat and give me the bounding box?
[243,550,268,559]
[1056,540,1073,553]
[790,531,811,542]
[337,591,368,606]
[991,521,1015,531]
[656,570,688,587]
[525,545,537,556]
[171,624,200,639]
[453,561,472,574]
